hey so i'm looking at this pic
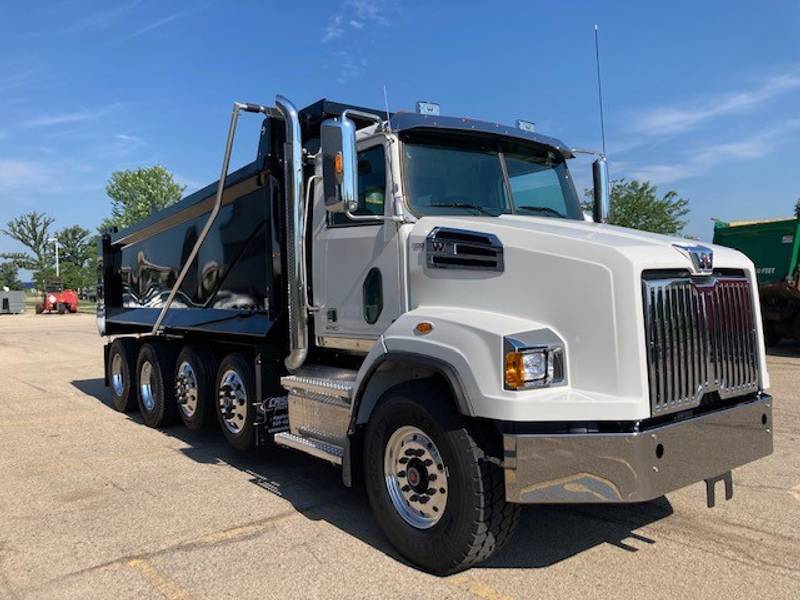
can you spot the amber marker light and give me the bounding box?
[504,352,526,389]
[334,151,343,175]
[414,321,433,335]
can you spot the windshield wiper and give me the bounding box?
[515,205,566,218]
[429,202,498,216]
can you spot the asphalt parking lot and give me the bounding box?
[0,312,798,600]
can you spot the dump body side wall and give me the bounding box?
[102,164,284,340]
[713,219,800,285]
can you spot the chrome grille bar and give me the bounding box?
[642,274,759,416]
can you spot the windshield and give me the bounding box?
[402,137,583,220]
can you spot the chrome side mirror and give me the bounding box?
[321,117,358,213]
[592,157,610,224]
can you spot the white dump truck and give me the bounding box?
[98,96,773,574]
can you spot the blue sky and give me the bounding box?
[1,0,799,264]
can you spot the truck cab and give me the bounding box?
[98,96,773,575]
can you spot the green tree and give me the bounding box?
[57,225,96,290]
[794,197,800,219]
[0,262,22,290]
[1,211,56,288]
[100,165,185,232]
[584,179,690,235]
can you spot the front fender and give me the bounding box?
[353,306,646,423]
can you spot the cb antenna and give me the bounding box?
[383,84,392,132]
[594,24,607,156]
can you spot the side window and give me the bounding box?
[331,145,386,226]
[362,268,383,324]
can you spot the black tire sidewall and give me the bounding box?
[136,342,177,428]
[108,339,137,413]
[215,353,256,451]
[364,390,484,574]
[175,346,215,431]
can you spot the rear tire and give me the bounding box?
[136,341,178,428]
[57,303,66,315]
[215,353,256,451]
[175,345,217,431]
[108,338,138,413]
[35,303,43,314]
[363,380,520,575]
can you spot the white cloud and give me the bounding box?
[322,0,389,42]
[334,50,368,84]
[625,119,800,185]
[322,15,345,43]
[125,3,210,39]
[21,104,121,128]
[631,71,800,136]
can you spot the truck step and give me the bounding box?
[274,432,344,465]
[281,365,357,400]
[280,365,358,448]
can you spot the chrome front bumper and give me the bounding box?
[503,394,773,503]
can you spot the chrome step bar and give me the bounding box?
[274,432,344,465]
[275,365,357,464]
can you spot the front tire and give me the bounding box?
[175,345,216,431]
[364,381,520,575]
[215,353,256,451]
[136,341,178,428]
[35,303,43,314]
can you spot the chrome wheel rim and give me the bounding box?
[111,353,124,397]
[218,369,247,434]
[384,425,448,529]
[139,360,156,412]
[175,361,199,419]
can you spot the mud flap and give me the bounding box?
[704,471,733,508]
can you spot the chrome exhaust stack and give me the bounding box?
[276,95,308,373]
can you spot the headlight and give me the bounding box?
[504,341,566,390]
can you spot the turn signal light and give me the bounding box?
[504,352,526,389]
[334,151,343,175]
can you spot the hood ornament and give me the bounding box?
[673,243,713,275]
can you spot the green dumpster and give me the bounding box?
[713,217,800,345]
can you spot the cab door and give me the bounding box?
[311,139,402,351]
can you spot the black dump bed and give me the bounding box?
[97,98,383,341]
[99,155,284,339]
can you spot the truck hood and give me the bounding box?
[431,214,752,271]
[405,214,761,407]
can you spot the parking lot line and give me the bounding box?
[446,574,515,600]
[128,559,188,600]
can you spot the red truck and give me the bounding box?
[35,283,78,314]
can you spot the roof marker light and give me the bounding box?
[516,119,536,133]
[416,101,440,116]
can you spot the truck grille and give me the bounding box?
[642,273,759,416]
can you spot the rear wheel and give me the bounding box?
[136,341,178,428]
[35,303,43,314]
[215,353,256,451]
[175,345,217,431]
[108,338,138,412]
[57,303,66,314]
[364,381,519,575]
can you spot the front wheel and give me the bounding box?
[363,381,520,575]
